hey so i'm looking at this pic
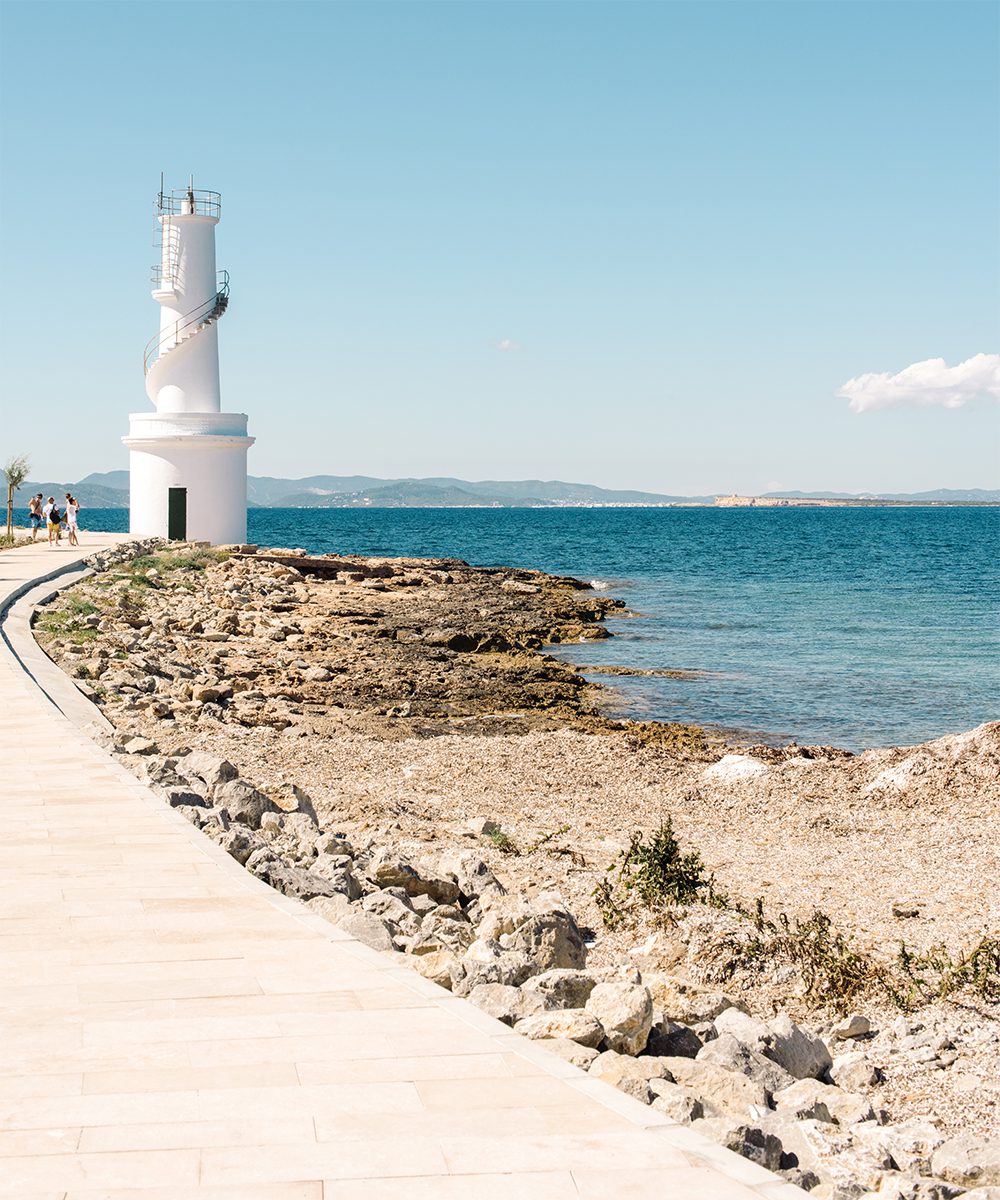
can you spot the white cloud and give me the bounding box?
[836,353,1000,413]
[495,338,517,351]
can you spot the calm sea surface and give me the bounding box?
[79,506,999,751]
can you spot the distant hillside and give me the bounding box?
[14,474,1000,510]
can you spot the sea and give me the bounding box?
[77,506,999,752]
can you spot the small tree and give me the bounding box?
[3,455,30,540]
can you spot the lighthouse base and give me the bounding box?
[123,411,254,545]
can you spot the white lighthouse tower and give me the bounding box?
[123,179,253,544]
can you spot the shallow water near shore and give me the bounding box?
[81,505,999,751]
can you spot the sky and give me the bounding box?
[0,0,997,495]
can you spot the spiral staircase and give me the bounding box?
[142,270,229,403]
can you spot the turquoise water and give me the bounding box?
[77,506,999,751]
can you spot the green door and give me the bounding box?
[168,488,187,541]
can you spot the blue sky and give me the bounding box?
[1,0,997,493]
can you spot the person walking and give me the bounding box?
[43,497,61,547]
[28,493,43,542]
[64,493,80,547]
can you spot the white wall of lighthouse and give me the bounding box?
[123,182,253,544]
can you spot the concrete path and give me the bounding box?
[0,537,804,1199]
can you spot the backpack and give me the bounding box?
[50,508,60,524]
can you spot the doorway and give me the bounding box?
[168,487,187,540]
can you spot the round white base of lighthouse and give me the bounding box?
[124,411,254,545]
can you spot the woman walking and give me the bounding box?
[64,493,80,546]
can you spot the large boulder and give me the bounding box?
[659,1056,769,1118]
[366,850,460,905]
[538,1037,600,1071]
[175,751,238,792]
[696,1033,794,1098]
[585,981,653,1056]
[521,969,596,1010]
[931,1136,1000,1188]
[467,984,546,1026]
[766,1013,833,1080]
[214,778,277,830]
[337,911,395,953]
[832,1050,880,1091]
[451,939,534,996]
[503,906,587,972]
[588,1050,674,1086]
[514,1009,604,1048]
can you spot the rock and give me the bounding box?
[648,1080,704,1123]
[538,1037,600,1071]
[616,1077,654,1105]
[703,754,769,782]
[521,968,597,1010]
[253,861,345,902]
[867,1121,947,1177]
[367,851,460,905]
[214,778,276,830]
[833,1013,873,1041]
[315,832,355,858]
[714,1007,771,1049]
[931,1135,1000,1187]
[861,1172,965,1199]
[451,940,534,996]
[307,894,354,924]
[504,906,587,973]
[831,1050,880,1091]
[589,1050,675,1085]
[584,981,653,1055]
[514,1009,604,1048]
[164,787,210,809]
[720,1122,786,1172]
[361,892,422,937]
[435,850,505,901]
[217,824,258,865]
[410,948,458,990]
[797,1119,896,1198]
[419,908,475,955]
[645,975,744,1024]
[773,1078,838,1123]
[959,1190,1000,1200]
[123,736,157,755]
[336,911,396,953]
[468,984,547,1026]
[646,1019,702,1059]
[176,751,238,791]
[766,1013,832,1080]
[659,1056,770,1118]
[697,1033,794,1097]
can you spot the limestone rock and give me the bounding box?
[832,1050,880,1091]
[833,1013,873,1041]
[865,1121,947,1177]
[307,894,354,924]
[588,1050,675,1085]
[254,861,344,902]
[766,1013,832,1080]
[797,1119,896,1197]
[648,1080,705,1123]
[646,1019,702,1059]
[503,905,587,973]
[367,850,460,905]
[773,1078,838,1123]
[122,736,157,755]
[410,948,457,990]
[931,1136,1000,1188]
[696,1033,794,1097]
[467,983,546,1026]
[538,1037,599,1071]
[337,911,395,953]
[176,751,238,791]
[521,968,596,1010]
[714,1007,771,1050]
[217,824,258,866]
[585,981,652,1055]
[659,1056,769,1118]
[214,778,277,830]
[514,1009,604,1048]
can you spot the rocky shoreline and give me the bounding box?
[34,541,1000,1200]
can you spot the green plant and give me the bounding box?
[708,899,889,1012]
[484,826,520,855]
[897,936,1000,1004]
[593,818,717,930]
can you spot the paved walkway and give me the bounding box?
[0,537,804,1199]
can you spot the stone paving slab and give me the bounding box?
[0,538,806,1198]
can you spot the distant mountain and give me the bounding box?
[13,474,999,510]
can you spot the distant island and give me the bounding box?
[17,471,1000,509]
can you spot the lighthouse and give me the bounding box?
[123,179,253,544]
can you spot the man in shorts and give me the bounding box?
[28,494,43,542]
